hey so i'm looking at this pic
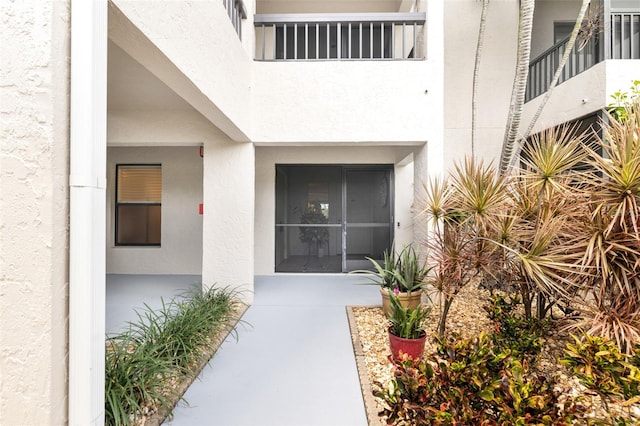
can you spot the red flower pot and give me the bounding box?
[388,327,427,361]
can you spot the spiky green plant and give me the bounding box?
[388,291,431,339]
[566,100,640,353]
[105,286,240,424]
[354,245,430,294]
[420,158,507,336]
[105,335,175,426]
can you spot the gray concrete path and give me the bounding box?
[166,274,380,426]
[106,274,202,335]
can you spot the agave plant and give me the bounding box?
[353,245,429,294]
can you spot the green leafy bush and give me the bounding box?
[484,294,548,359]
[374,333,577,425]
[561,333,640,399]
[105,286,240,425]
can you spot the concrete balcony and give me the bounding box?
[523,0,640,133]
[254,13,426,61]
[249,11,436,144]
[527,8,639,102]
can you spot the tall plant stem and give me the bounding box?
[472,0,490,157]
[499,0,536,175]
[508,0,591,171]
[438,296,455,337]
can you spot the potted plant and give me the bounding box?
[298,205,329,258]
[387,290,431,361]
[354,245,431,317]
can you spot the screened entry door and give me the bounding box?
[275,165,393,273]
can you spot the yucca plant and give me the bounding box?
[567,100,640,353]
[391,245,432,293]
[354,249,397,289]
[493,125,590,320]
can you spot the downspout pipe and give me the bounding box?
[69,0,107,424]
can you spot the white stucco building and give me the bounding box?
[1,0,638,423]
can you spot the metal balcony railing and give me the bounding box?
[223,0,247,39]
[526,33,600,102]
[254,13,426,61]
[526,11,640,102]
[610,11,640,59]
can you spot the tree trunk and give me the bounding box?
[507,0,592,170]
[438,296,454,337]
[472,0,490,157]
[499,0,536,175]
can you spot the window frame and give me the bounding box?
[115,163,162,247]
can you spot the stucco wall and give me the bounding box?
[0,1,70,424]
[106,146,204,275]
[109,0,253,141]
[108,109,228,146]
[522,60,640,135]
[202,140,255,302]
[254,145,416,275]
[252,61,434,144]
[443,0,519,170]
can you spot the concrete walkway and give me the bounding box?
[165,274,380,426]
[106,274,202,335]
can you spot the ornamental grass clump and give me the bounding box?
[105,335,175,426]
[105,286,240,426]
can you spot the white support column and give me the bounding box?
[69,0,107,424]
[202,140,255,304]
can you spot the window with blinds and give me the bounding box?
[115,164,162,246]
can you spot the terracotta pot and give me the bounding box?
[388,327,427,361]
[379,287,422,318]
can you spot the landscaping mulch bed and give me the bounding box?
[348,285,640,425]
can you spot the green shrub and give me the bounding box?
[374,333,577,425]
[561,333,640,399]
[105,286,239,425]
[484,294,548,359]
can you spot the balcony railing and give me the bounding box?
[254,13,426,61]
[526,11,640,102]
[526,33,600,102]
[223,0,247,39]
[610,11,640,59]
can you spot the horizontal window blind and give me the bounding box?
[117,165,161,203]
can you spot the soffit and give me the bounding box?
[107,40,193,111]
